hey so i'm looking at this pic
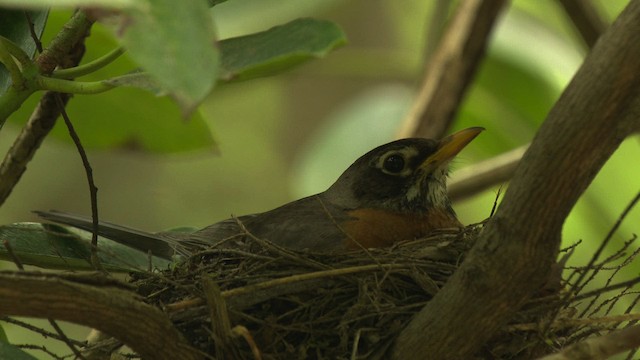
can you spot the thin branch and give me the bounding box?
[567,191,640,303]
[558,0,607,48]
[48,319,86,360]
[55,94,102,271]
[538,324,640,360]
[35,11,92,74]
[396,0,507,139]
[24,11,44,53]
[0,316,86,347]
[448,145,527,201]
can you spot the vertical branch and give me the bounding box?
[558,0,607,48]
[396,0,507,139]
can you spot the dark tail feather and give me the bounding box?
[34,210,185,260]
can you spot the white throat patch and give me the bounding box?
[406,167,448,207]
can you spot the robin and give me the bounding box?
[36,127,483,260]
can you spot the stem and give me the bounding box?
[0,35,32,66]
[52,46,126,79]
[0,40,25,88]
[36,76,115,94]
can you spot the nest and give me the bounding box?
[131,223,587,359]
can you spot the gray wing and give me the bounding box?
[189,195,351,252]
[36,195,350,260]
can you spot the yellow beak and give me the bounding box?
[420,127,484,170]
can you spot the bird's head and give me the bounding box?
[325,127,484,214]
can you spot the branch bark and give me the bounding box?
[391,0,640,358]
[396,0,507,139]
[0,271,203,360]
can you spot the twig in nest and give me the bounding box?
[233,216,331,271]
[49,318,86,360]
[539,323,640,360]
[567,191,640,305]
[231,326,262,360]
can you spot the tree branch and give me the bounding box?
[35,11,92,75]
[558,0,607,48]
[448,145,527,201]
[447,0,609,201]
[0,271,203,360]
[396,0,507,139]
[391,0,640,358]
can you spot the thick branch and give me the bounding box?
[396,0,507,139]
[448,145,527,201]
[0,271,202,360]
[392,0,640,358]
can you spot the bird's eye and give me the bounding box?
[383,154,405,173]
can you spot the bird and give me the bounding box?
[36,127,483,260]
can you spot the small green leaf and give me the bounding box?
[219,18,346,82]
[0,223,171,272]
[101,0,219,117]
[0,342,37,360]
[0,9,48,94]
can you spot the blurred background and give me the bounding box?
[1,0,638,357]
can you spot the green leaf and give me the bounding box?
[219,18,346,82]
[0,9,48,94]
[0,342,37,360]
[6,12,217,154]
[101,0,219,117]
[0,222,171,272]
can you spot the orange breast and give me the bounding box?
[342,208,462,249]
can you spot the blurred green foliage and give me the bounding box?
[0,0,638,358]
